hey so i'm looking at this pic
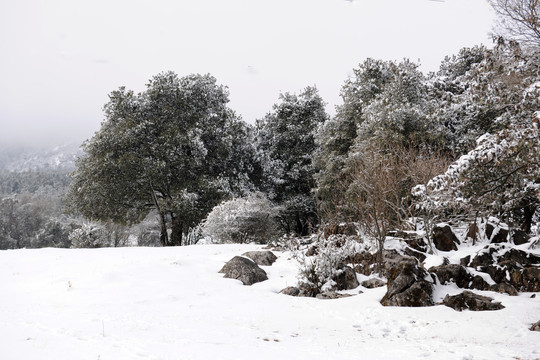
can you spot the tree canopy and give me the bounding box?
[67,72,251,246]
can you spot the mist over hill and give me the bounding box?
[0,142,82,173]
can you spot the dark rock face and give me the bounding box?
[280,286,300,296]
[490,227,509,244]
[429,264,490,291]
[380,262,434,307]
[242,251,278,266]
[432,225,459,251]
[219,256,268,285]
[443,291,505,311]
[511,229,530,245]
[361,278,386,289]
[464,245,540,292]
[429,264,471,288]
[334,263,359,290]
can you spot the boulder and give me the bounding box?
[333,263,359,290]
[380,262,434,307]
[429,264,472,288]
[431,225,459,251]
[280,286,300,296]
[521,267,540,292]
[219,256,268,285]
[242,251,278,266]
[530,320,540,332]
[361,278,386,289]
[470,275,490,291]
[443,291,504,311]
[511,229,530,245]
[490,282,519,296]
[490,227,509,244]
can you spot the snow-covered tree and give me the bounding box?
[67,72,252,246]
[256,87,328,235]
[201,193,282,244]
[413,115,540,233]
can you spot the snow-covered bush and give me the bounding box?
[201,193,283,244]
[69,222,131,248]
[69,223,105,248]
[295,235,365,296]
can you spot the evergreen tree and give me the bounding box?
[67,72,250,246]
[255,87,328,235]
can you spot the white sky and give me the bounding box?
[0,0,495,147]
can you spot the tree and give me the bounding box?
[315,58,444,226]
[489,0,540,48]
[255,87,328,235]
[67,72,251,246]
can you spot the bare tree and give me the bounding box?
[489,0,540,48]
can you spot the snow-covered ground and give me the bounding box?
[1,245,539,360]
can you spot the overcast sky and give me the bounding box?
[0,0,494,148]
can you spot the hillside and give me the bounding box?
[0,244,539,360]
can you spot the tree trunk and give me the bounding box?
[158,211,169,247]
[170,214,183,246]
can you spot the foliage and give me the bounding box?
[295,235,364,296]
[201,192,282,244]
[256,87,328,235]
[67,72,252,246]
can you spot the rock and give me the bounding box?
[380,262,434,307]
[521,267,540,292]
[242,251,278,266]
[315,291,353,300]
[382,281,434,307]
[333,263,359,290]
[443,291,505,311]
[361,278,386,289]
[490,282,519,296]
[219,256,268,285]
[490,227,509,244]
[429,264,472,289]
[530,321,540,332]
[511,229,530,245]
[470,275,490,291]
[280,286,300,296]
[485,223,495,240]
[531,294,536,298]
[432,224,459,251]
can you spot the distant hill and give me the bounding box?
[0,143,82,173]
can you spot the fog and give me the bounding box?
[0,0,494,149]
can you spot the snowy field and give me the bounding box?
[1,244,539,360]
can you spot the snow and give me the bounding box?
[1,245,539,360]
